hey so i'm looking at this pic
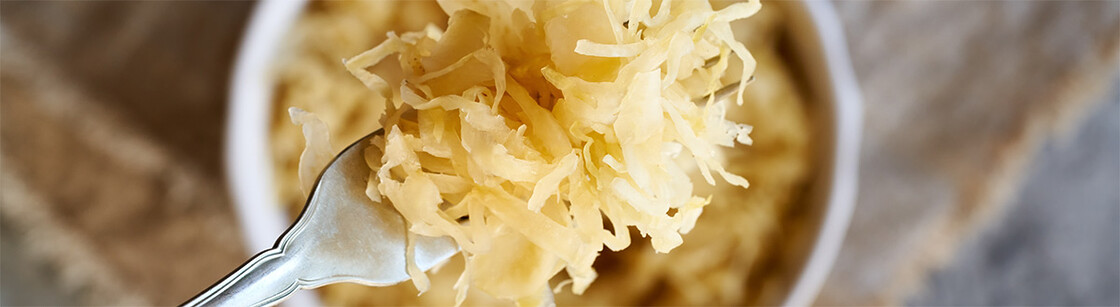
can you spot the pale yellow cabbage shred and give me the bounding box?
[302,0,762,304]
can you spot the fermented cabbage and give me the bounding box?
[295,0,762,305]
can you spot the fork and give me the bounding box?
[183,129,458,307]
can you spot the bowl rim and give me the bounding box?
[225,1,862,305]
[779,1,862,306]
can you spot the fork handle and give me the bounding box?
[182,248,302,307]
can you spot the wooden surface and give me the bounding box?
[0,2,253,305]
[1,1,1117,305]
[819,1,1120,304]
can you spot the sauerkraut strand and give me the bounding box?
[290,107,334,195]
[332,0,760,304]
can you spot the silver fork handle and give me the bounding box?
[183,248,302,307]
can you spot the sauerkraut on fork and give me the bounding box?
[291,0,763,304]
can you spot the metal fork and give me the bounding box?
[184,129,458,307]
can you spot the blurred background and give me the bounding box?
[1,1,1117,306]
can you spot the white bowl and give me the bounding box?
[225,1,862,306]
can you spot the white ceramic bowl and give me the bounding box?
[225,1,862,305]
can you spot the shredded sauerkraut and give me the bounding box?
[291,0,765,305]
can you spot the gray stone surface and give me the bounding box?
[907,80,1120,306]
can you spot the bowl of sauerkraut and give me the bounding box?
[226,0,861,306]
